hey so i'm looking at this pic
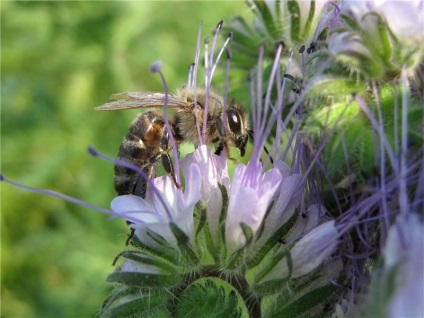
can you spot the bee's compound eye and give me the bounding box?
[227,109,242,134]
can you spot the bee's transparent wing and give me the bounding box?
[94,92,189,110]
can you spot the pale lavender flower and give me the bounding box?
[225,162,283,253]
[259,220,339,282]
[384,214,424,317]
[329,0,424,75]
[111,163,202,248]
[179,145,230,243]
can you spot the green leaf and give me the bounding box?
[113,251,177,274]
[267,284,338,317]
[107,271,179,287]
[101,290,170,318]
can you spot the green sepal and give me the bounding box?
[225,222,253,269]
[252,0,277,42]
[302,0,315,41]
[225,247,245,270]
[204,220,221,264]
[253,249,293,294]
[340,13,358,31]
[307,77,366,100]
[194,200,207,236]
[218,183,229,261]
[266,284,338,318]
[246,209,298,269]
[112,251,177,274]
[218,183,229,225]
[253,200,275,241]
[287,0,301,43]
[175,279,242,318]
[253,277,290,296]
[240,222,254,247]
[193,198,221,263]
[375,13,393,68]
[101,288,170,318]
[107,271,179,287]
[133,229,181,264]
[170,222,200,265]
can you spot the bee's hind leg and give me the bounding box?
[161,153,182,190]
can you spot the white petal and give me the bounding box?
[290,221,339,278]
[183,163,202,209]
[111,195,153,213]
[262,221,339,282]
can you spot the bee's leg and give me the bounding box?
[215,116,236,161]
[215,143,224,156]
[133,165,154,198]
[162,153,182,189]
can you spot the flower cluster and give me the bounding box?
[2,1,423,317]
[100,22,341,314]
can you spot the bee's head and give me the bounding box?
[225,106,249,157]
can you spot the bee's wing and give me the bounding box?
[94,92,190,110]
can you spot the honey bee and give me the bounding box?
[95,87,249,198]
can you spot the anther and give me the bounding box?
[216,19,223,30]
[284,73,295,81]
[150,61,163,73]
[226,49,232,60]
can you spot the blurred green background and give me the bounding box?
[1,2,248,317]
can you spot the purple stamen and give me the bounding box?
[1,173,114,216]
[150,62,181,190]
[222,49,231,147]
[187,62,194,89]
[399,67,410,214]
[210,32,233,80]
[354,95,397,171]
[88,146,174,220]
[372,81,389,229]
[192,21,203,143]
